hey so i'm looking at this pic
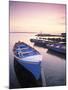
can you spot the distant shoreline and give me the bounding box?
[10,32,37,34]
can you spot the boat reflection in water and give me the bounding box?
[47,50,66,59]
[13,41,42,88]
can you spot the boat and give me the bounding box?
[46,43,66,54]
[30,38,49,48]
[30,39,37,42]
[13,41,42,87]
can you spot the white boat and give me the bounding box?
[13,41,42,82]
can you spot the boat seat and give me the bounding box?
[55,45,60,48]
[16,47,29,51]
[16,48,34,57]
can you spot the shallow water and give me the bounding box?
[9,33,66,88]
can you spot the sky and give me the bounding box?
[10,1,66,34]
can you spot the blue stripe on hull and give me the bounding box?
[17,60,41,80]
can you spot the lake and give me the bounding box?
[9,33,66,88]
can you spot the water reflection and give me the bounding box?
[47,50,66,59]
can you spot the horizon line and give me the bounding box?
[10,32,37,33]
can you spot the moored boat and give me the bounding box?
[13,41,42,87]
[30,38,49,47]
[46,43,66,54]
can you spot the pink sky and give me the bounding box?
[10,1,66,34]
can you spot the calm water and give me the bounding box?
[9,33,66,88]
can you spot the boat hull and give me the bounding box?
[14,57,42,87]
[47,45,66,54]
[14,54,42,80]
